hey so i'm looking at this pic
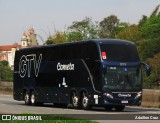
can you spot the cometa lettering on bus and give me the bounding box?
[57,62,74,71]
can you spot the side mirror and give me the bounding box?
[141,62,151,76]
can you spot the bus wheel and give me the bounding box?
[24,91,31,105]
[114,105,125,111]
[31,91,37,106]
[81,92,91,110]
[71,92,79,108]
[105,105,113,111]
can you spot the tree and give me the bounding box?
[66,32,83,42]
[46,31,67,44]
[138,15,160,60]
[0,60,9,66]
[149,4,160,18]
[99,15,119,38]
[67,17,99,41]
[140,16,160,39]
[0,51,2,61]
[138,38,160,60]
[137,4,160,60]
[117,24,140,42]
[138,15,148,28]
[0,61,13,81]
[145,52,160,85]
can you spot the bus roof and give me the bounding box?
[17,39,135,51]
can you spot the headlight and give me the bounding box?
[104,93,113,99]
[135,92,142,99]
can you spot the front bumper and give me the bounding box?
[103,97,142,106]
[102,92,142,106]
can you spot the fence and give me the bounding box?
[0,81,13,93]
[143,83,160,89]
[142,89,160,108]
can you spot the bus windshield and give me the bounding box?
[100,44,139,62]
[103,67,142,91]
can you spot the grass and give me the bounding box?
[0,120,97,123]
[0,114,98,123]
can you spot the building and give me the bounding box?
[21,28,38,48]
[0,44,21,69]
[0,28,39,69]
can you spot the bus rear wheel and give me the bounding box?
[71,92,79,108]
[31,91,37,106]
[114,105,125,111]
[24,91,31,105]
[81,92,91,110]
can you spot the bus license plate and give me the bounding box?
[121,100,128,104]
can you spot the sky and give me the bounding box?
[0,0,160,45]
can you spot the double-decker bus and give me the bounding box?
[13,39,151,111]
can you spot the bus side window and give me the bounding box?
[61,45,75,60]
[82,43,99,60]
[52,46,61,61]
[67,45,73,59]
[72,44,82,59]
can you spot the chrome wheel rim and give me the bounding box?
[82,93,88,108]
[25,93,29,103]
[72,93,78,107]
[31,94,35,104]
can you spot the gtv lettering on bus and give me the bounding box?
[19,54,42,78]
[57,62,74,71]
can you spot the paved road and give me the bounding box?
[0,94,160,122]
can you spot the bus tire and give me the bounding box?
[37,102,43,106]
[114,105,125,111]
[30,91,37,106]
[105,105,113,111]
[24,91,31,105]
[81,92,91,110]
[54,103,67,108]
[71,92,79,109]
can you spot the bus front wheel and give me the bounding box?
[114,105,125,111]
